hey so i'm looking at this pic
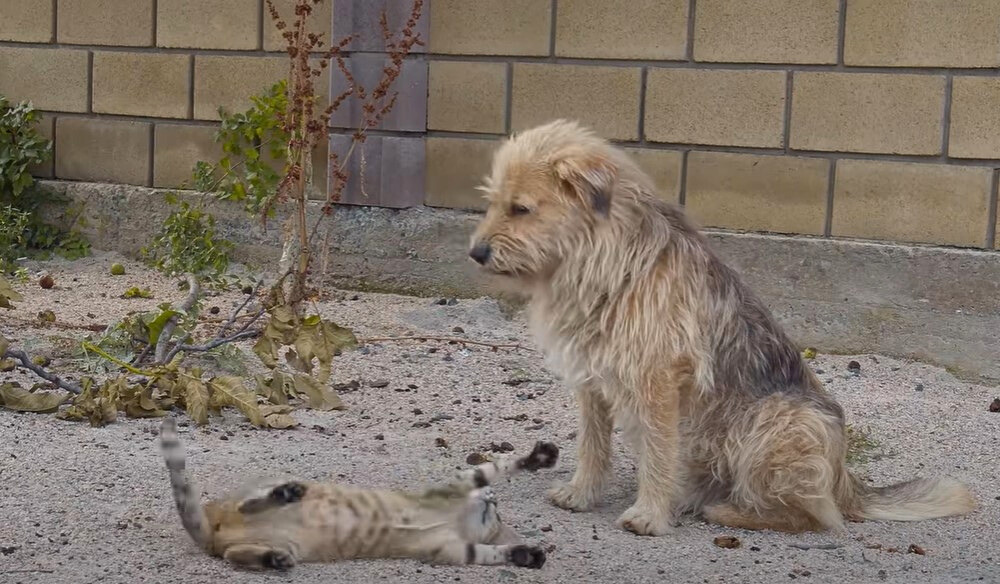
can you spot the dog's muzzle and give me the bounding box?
[468,241,492,265]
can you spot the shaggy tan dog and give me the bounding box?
[467,119,976,536]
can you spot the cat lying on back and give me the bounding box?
[160,417,558,570]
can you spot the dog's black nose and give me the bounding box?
[469,241,492,265]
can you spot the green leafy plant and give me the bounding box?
[0,204,29,272]
[195,80,290,219]
[0,96,90,268]
[0,97,50,203]
[141,196,233,279]
[0,275,23,309]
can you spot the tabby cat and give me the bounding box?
[160,417,558,570]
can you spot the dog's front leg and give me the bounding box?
[548,385,612,511]
[617,377,681,536]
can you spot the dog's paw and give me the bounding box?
[547,482,598,512]
[509,545,546,569]
[617,505,674,536]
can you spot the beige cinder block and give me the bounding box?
[833,160,992,248]
[645,69,786,148]
[686,151,828,235]
[93,52,190,119]
[555,0,687,60]
[153,124,221,188]
[844,0,1000,68]
[157,0,259,50]
[29,115,56,179]
[623,148,683,203]
[694,0,839,64]
[948,77,1000,160]
[0,0,53,42]
[430,0,551,56]
[425,137,497,211]
[193,56,288,120]
[512,64,641,141]
[790,72,945,155]
[58,0,154,46]
[0,47,88,113]
[56,118,151,185]
[428,61,507,134]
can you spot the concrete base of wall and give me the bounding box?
[41,180,1000,385]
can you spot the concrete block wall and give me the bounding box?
[3,0,1000,250]
[0,0,330,193]
[421,0,1000,250]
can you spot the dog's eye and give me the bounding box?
[510,204,530,216]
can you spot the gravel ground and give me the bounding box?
[1,253,998,584]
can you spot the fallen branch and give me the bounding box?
[4,315,109,332]
[154,274,200,364]
[2,348,82,394]
[358,336,532,352]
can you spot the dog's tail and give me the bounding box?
[160,417,212,551]
[848,472,976,522]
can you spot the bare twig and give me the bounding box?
[3,348,82,394]
[358,336,532,352]
[154,274,200,364]
[220,279,263,337]
[176,328,262,354]
[163,306,267,364]
[787,543,844,551]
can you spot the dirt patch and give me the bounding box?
[1,253,997,584]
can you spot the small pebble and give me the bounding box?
[452,326,465,334]
[914,383,924,392]
[466,452,488,465]
[713,535,741,549]
[988,398,1000,413]
[374,433,385,440]
[369,380,390,388]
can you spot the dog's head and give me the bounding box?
[468,119,625,280]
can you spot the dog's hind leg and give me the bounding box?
[719,398,847,534]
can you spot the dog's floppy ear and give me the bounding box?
[551,149,617,217]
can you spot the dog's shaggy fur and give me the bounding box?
[468,119,977,536]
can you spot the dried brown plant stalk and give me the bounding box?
[264,0,424,311]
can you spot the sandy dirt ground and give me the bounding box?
[0,252,997,584]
